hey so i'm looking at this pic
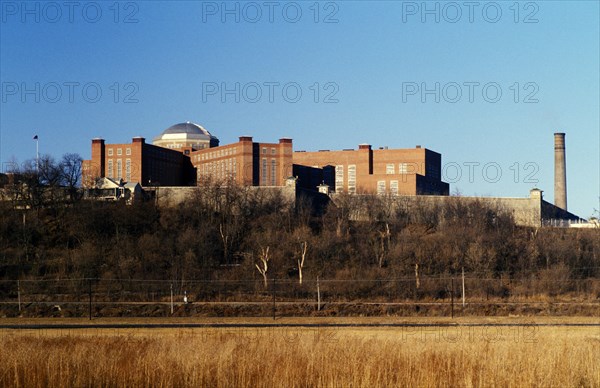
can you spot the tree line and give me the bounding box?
[0,163,598,299]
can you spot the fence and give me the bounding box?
[0,274,598,318]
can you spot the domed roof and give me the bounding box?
[161,122,212,137]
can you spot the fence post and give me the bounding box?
[17,280,21,312]
[272,278,276,320]
[462,267,465,307]
[88,279,92,321]
[317,276,321,311]
[170,283,174,315]
[451,277,454,319]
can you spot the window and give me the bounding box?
[117,148,122,156]
[262,158,267,185]
[271,148,276,155]
[108,149,113,156]
[126,159,131,181]
[335,165,344,193]
[126,148,131,156]
[347,165,356,194]
[117,159,122,180]
[107,159,113,179]
[377,181,386,195]
[271,159,276,186]
[386,163,395,174]
[262,147,267,154]
[399,163,408,174]
[390,180,399,196]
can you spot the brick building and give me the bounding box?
[190,136,293,186]
[292,144,449,195]
[82,137,195,187]
[82,122,449,196]
[82,123,294,188]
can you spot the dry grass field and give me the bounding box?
[0,318,598,387]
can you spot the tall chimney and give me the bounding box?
[554,132,567,211]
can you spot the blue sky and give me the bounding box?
[1,0,598,217]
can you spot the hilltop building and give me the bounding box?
[74,123,590,228]
[82,122,448,195]
[82,136,196,187]
[293,144,449,195]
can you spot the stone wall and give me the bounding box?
[331,193,544,227]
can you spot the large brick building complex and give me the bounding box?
[83,122,449,196]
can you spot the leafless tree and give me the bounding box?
[415,263,421,289]
[60,153,83,201]
[377,222,391,268]
[298,241,307,285]
[255,246,270,289]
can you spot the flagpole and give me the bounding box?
[36,137,39,175]
[33,135,39,177]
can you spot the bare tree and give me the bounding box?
[60,153,83,202]
[415,263,421,290]
[298,241,307,285]
[255,246,270,289]
[219,223,230,264]
[377,222,391,268]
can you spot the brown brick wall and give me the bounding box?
[190,137,293,187]
[83,137,195,187]
[292,145,448,195]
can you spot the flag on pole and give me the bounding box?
[33,135,38,140]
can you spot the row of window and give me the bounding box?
[261,158,277,186]
[262,147,277,155]
[195,147,238,162]
[166,143,207,149]
[386,163,415,175]
[377,180,400,196]
[106,159,132,182]
[107,148,131,157]
[198,158,238,180]
[334,164,357,193]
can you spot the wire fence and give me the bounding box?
[0,275,599,318]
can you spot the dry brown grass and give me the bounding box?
[0,325,598,387]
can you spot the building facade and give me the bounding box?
[292,144,449,195]
[82,137,195,187]
[189,136,293,186]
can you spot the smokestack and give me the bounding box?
[554,132,567,211]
